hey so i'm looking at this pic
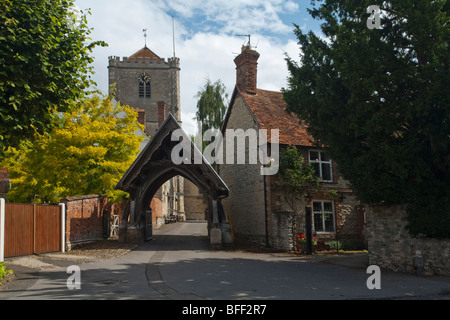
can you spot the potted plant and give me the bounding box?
[296,233,317,253]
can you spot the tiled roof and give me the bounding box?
[237,86,315,146]
[129,46,161,61]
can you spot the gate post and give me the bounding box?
[0,198,4,261]
[59,203,66,253]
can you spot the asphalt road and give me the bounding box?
[2,221,450,301]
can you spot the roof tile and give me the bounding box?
[238,86,315,146]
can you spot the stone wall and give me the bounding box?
[218,94,267,245]
[270,211,296,251]
[367,205,450,276]
[184,179,207,220]
[108,56,181,134]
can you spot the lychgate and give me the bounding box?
[115,114,232,246]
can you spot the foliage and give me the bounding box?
[280,145,319,193]
[195,78,228,139]
[0,262,13,285]
[0,0,107,151]
[1,94,143,203]
[279,145,320,214]
[282,0,450,237]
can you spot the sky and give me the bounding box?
[74,0,323,136]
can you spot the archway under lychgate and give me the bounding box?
[115,114,231,246]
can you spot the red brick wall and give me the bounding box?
[158,101,166,126]
[150,197,163,225]
[61,195,107,250]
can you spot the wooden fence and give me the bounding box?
[0,199,65,260]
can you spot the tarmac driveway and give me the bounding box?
[2,221,450,300]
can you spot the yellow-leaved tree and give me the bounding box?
[1,94,144,203]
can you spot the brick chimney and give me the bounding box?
[234,45,260,95]
[137,109,146,127]
[157,101,166,126]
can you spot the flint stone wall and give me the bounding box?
[367,204,450,276]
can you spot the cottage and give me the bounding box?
[218,45,366,252]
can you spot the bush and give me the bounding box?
[0,262,13,285]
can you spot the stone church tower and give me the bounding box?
[108,45,181,134]
[108,44,185,225]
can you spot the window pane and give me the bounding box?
[324,213,334,232]
[145,83,151,98]
[320,152,330,162]
[323,202,333,213]
[313,163,320,178]
[314,213,323,232]
[313,202,322,212]
[321,163,332,181]
[309,151,319,162]
[139,82,144,97]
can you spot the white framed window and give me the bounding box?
[309,150,332,182]
[312,201,335,233]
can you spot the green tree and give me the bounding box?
[195,78,228,136]
[1,94,143,203]
[282,0,450,237]
[0,0,107,151]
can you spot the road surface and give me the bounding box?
[3,221,450,301]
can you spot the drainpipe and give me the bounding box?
[0,198,4,262]
[264,175,269,247]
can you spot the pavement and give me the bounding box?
[1,221,450,301]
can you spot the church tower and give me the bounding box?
[108,39,186,224]
[108,45,181,134]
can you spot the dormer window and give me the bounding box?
[139,73,151,98]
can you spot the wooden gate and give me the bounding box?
[3,203,62,258]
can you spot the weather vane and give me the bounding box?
[143,28,148,47]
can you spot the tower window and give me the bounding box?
[138,73,151,98]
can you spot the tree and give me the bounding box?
[0,0,107,151]
[282,0,450,237]
[1,94,143,203]
[195,78,228,137]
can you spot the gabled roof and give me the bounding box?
[223,85,315,147]
[129,46,161,61]
[115,114,229,198]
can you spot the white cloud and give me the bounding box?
[284,1,299,12]
[75,0,303,132]
[160,0,297,35]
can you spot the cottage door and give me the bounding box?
[145,209,153,241]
